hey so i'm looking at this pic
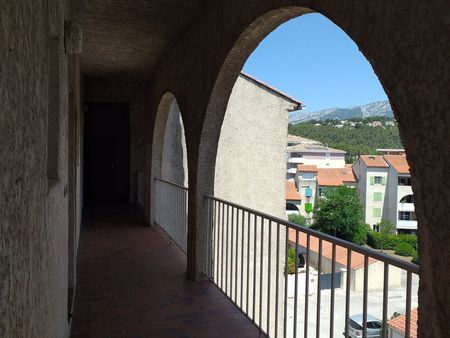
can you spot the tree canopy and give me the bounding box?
[312,186,367,244]
[288,120,403,163]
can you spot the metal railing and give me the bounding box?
[154,177,188,253]
[204,195,419,338]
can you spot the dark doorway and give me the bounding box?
[84,102,130,206]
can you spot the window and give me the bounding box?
[398,176,412,186]
[400,194,414,203]
[367,321,382,329]
[374,176,382,184]
[286,203,299,211]
[373,208,382,217]
[399,211,417,221]
[303,173,315,180]
[373,192,382,201]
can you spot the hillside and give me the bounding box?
[288,119,403,163]
[289,100,393,123]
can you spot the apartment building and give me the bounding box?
[292,165,356,224]
[383,155,417,234]
[353,155,390,227]
[286,137,346,179]
[353,154,416,234]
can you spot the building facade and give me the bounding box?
[353,155,416,234]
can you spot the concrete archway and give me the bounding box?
[193,5,449,337]
[148,92,188,226]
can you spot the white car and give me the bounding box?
[344,314,382,338]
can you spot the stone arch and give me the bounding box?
[149,92,188,225]
[185,3,449,335]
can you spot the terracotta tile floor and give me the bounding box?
[70,206,261,338]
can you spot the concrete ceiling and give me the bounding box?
[72,0,207,78]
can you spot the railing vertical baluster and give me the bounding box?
[294,230,299,337]
[267,220,272,335]
[284,228,288,338]
[241,208,245,307]
[405,271,412,338]
[316,239,322,338]
[363,255,369,338]
[246,211,250,315]
[253,214,257,322]
[225,204,229,294]
[382,262,389,338]
[330,243,336,338]
[230,206,234,299]
[259,217,264,328]
[221,202,225,289]
[344,249,352,338]
[304,234,310,338]
[235,208,239,305]
[206,197,210,274]
[275,222,280,338]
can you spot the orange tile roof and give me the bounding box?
[297,164,318,172]
[388,308,418,338]
[384,154,410,174]
[317,168,343,186]
[288,229,377,270]
[337,167,357,183]
[316,167,356,186]
[360,155,389,168]
[286,181,302,201]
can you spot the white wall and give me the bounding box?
[161,100,188,187]
[215,74,294,218]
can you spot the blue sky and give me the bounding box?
[242,13,388,112]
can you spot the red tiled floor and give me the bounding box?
[70,206,261,338]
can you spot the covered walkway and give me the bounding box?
[70,207,260,338]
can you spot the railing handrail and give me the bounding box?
[155,177,188,191]
[203,193,419,274]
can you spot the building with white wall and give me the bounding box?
[353,154,416,234]
[383,155,417,234]
[286,141,346,179]
[292,165,356,224]
[353,155,390,228]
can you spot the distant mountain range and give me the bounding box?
[289,100,393,124]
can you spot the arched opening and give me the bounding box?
[399,195,414,204]
[150,93,189,250]
[197,8,420,338]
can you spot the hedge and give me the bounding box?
[395,242,415,256]
[367,231,417,251]
[412,250,419,264]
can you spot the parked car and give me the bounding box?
[344,314,382,338]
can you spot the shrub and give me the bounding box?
[396,234,418,250]
[367,231,417,252]
[351,224,369,245]
[395,242,415,256]
[288,213,307,227]
[367,231,381,249]
[412,250,419,264]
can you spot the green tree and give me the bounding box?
[312,186,366,244]
[377,219,395,252]
[288,213,307,227]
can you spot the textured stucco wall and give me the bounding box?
[135,2,449,334]
[2,0,450,336]
[0,1,71,337]
[215,74,293,218]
